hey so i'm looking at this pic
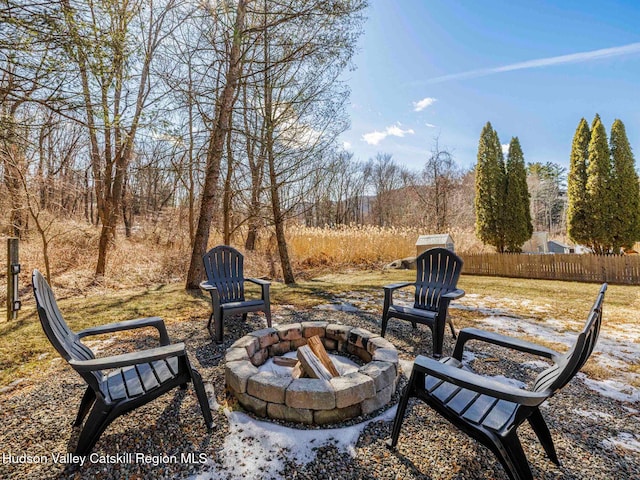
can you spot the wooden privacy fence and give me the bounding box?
[460,253,640,285]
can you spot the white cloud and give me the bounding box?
[413,97,437,112]
[502,144,509,155]
[362,123,415,146]
[343,141,352,150]
[362,131,388,145]
[423,42,640,84]
[425,123,436,128]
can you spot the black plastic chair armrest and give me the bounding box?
[69,343,187,372]
[442,288,465,300]
[452,327,560,361]
[247,277,270,286]
[77,317,170,346]
[383,282,413,291]
[199,281,217,292]
[412,355,548,407]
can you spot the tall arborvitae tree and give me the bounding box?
[504,137,532,252]
[610,119,640,250]
[567,118,591,245]
[475,122,507,252]
[586,115,612,253]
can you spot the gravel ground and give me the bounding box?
[1,301,639,480]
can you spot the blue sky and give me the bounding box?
[340,0,640,172]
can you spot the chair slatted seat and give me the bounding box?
[382,248,464,357]
[32,270,214,457]
[388,284,607,480]
[201,245,272,343]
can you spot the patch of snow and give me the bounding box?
[204,383,220,410]
[450,304,514,317]
[478,315,574,347]
[314,303,360,312]
[461,350,477,365]
[521,360,550,370]
[573,409,613,420]
[82,338,115,354]
[190,406,397,480]
[581,375,640,403]
[603,432,640,453]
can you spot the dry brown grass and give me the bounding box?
[2,222,489,300]
[287,224,489,268]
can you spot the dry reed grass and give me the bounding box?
[1,220,487,301]
[287,224,489,268]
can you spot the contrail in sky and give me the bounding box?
[423,42,640,84]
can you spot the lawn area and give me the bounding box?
[1,270,639,480]
[1,271,637,387]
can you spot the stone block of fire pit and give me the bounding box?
[372,348,399,365]
[247,371,293,404]
[269,341,292,357]
[276,323,302,341]
[249,327,280,349]
[313,404,362,425]
[225,346,250,363]
[361,383,395,415]
[286,378,336,410]
[366,336,396,355]
[236,392,267,416]
[348,327,380,350]
[230,335,261,358]
[267,403,313,424]
[331,372,376,408]
[226,360,258,394]
[302,321,329,338]
[359,361,396,392]
[325,324,353,343]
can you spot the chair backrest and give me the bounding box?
[533,283,607,395]
[32,270,103,392]
[202,245,246,303]
[414,248,463,311]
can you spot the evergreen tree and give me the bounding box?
[586,115,613,253]
[475,122,507,252]
[504,137,533,251]
[610,119,640,250]
[567,118,591,245]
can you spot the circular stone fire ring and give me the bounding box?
[224,322,400,425]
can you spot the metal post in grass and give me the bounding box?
[7,237,21,321]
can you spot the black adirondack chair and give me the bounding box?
[32,270,214,457]
[388,284,607,480]
[381,247,464,357]
[200,245,272,343]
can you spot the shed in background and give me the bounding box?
[548,240,575,254]
[416,234,455,256]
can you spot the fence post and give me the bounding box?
[7,238,21,321]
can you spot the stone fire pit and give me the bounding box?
[225,322,400,424]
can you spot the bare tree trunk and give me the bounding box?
[185,0,247,289]
[3,152,28,237]
[263,51,294,283]
[243,82,265,251]
[122,171,132,237]
[223,113,234,245]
